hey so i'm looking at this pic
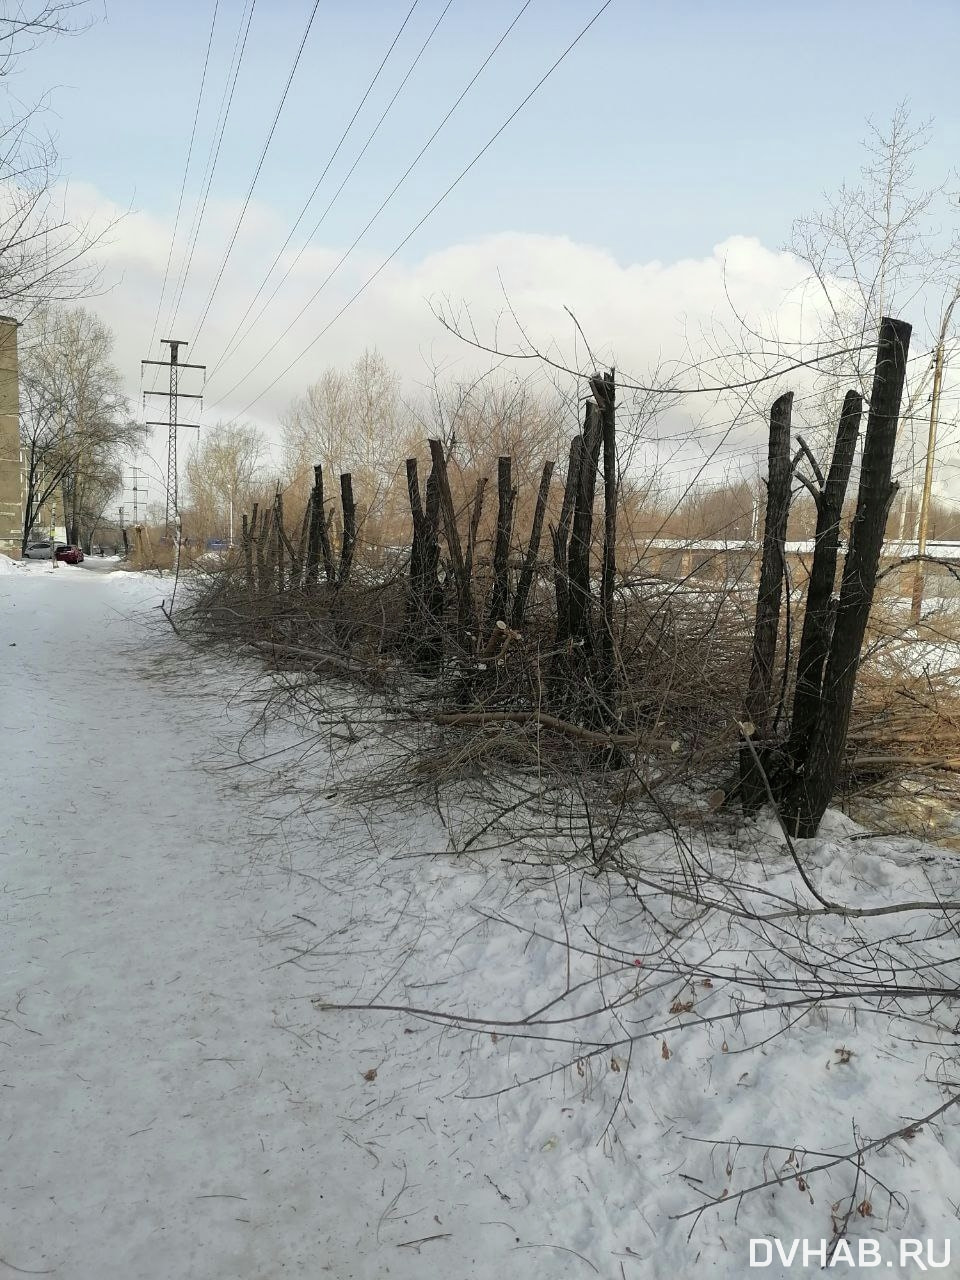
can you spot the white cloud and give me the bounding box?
[35,183,845,488]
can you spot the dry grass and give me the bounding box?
[175,542,960,851]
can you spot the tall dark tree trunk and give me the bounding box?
[338,472,356,585]
[275,489,301,584]
[273,488,286,591]
[787,391,862,767]
[512,460,554,629]
[242,511,254,595]
[740,392,794,812]
[406,458,425,603]
[488,456,515,630]
[463,476,487,624]
[566,400,604,646]
[786,317,911,836]
[294,499,311,587]
[405,457,443,669]
[590,371,618,685]
[255,504,270,595]
[305,463,335,586]
[428,438,473,647]
[421,465,444,668]
[553,435,582,644]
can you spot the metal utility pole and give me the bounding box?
[128,466,148,524]
[141,339,205,538]
[910,321,953,625]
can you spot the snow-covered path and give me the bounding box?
[1,568,356,1277]
[2,568,524,1280]
[3,567,649,1280]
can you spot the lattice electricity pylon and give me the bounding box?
[124,466,149,524]
[141,339,205,537]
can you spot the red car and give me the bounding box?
[56,544,84,564]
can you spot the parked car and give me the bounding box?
[22,541,84,563]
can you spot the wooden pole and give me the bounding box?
[910,337,947,624]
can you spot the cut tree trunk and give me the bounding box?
[566,400,603,646]
[306,464,335,586]
[787,391,862,767]
[273,489,286,591]
[255,505,270,596]
[590,370,618,686]
[242,511,254,594]
[488,456,515,630]
[740,392,794,813]
[463,476,487,620]
[786,316,912,836]
[511,460,554,629]
[294,499,311,587]
[553,435,582,644]
[338,473,356,585]
[405,456,443,669]
[428,438,473,647]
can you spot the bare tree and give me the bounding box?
[0,2,114,317]
[282,349,408,497]
[280,348,415,552]
[788,105,960,529]
[791,108,954,376]
[19,304,140,549]
[183,422,266,543]
[0,3,91,71]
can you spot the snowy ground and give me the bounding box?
[1,560,959,1278]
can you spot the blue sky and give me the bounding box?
[23,0,957,263]
[8,0,960,475]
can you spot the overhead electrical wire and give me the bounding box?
[147,0,220,361]
[208,0,542,411]
[163,0,258,338]
[191,0,325,347]
[206,0,444,382]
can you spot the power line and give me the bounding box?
[206,0,437,382]
[191,0,325,348]
[147,0,220,361]
[163,0,258,340]
[207,0,539,410]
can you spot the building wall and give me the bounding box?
[0,317,24,558]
